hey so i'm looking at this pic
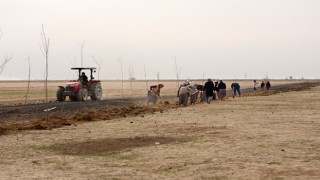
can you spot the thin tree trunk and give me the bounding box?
[0,55,12,74]
[118,58,124,98]
[128,64,134,95]
[80,40,85,67]
[40,24,50,121]
[24,56,31,104]
[144,65,148,90]
[173,57,182,91]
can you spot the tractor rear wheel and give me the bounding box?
[90,83,102,100]
[78,88,88,101]
[56,88,66,102]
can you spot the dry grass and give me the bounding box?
[0,83,319,179]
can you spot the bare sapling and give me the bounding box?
[90,54,102,79]
[202,73,205,84]
[0,29,13,74]
[40,24,50,104]
[70,57,78,79]
[173,57,182,90]
[40,24,50,121]
[80,40,85,67]
[118,58,124,98]
[157,72,160,84]
[144,65,148,89]
[128,64,134,95]
[0,55,12,74]
[24,56,31,104]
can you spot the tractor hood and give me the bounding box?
[66,81,81,87]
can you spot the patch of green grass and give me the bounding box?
[26,147,74,171]
[96,176,122,180]
[40,144,140,163]
[100,151,121,158]
[53,161,73,171]
[0,160,13,166]
[38,144,83,156]
[267,161,282,165]
[199,176,228,180]
[172,137,199,148]
[257,144,268,148]
[117,152,139,161]
[308,154,320,161]
[271,177,285,180]
[100,151,139,161]
[153,163,187,174]
[296,139,316,144]
[203,165,230,172]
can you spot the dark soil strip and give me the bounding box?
[49,136,188,155]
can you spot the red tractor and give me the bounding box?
[56,67,102,102]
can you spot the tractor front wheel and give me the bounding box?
[78,88,88,102]
[90,83,102,100]
[56,88,66,102]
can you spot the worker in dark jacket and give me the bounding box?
[261,81,265,91]
[231,82,241,97]
[80,72,88,85]
[218,80,227,101]
[266,81,271,90]
[203,79,215,104]
[195,84,205,102]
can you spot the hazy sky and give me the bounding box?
[1,0,320,80]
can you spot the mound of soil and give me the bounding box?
[0,102,176,135]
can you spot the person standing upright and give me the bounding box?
[203,79,215,104]
[261,81,265,91]
[253,80,258,91]
[266,81,271,90]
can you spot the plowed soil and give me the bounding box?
[1,82,318,135]
[1,81,320,179]
[0,81,319,135]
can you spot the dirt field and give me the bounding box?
[1,80,320,179]
[0,79,310,105]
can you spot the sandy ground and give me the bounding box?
[0,86,319,179]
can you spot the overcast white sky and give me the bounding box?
[0,0,320,80]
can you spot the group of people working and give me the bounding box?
[147,79,272,107]
[177,79,236,107]
[253,80,271,91]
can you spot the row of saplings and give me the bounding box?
[56,67,103,102]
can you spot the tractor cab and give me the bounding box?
[67,67,98,88]
[72,67,96,82]
[56,67,103,102]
